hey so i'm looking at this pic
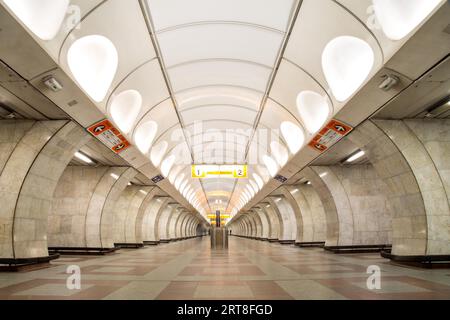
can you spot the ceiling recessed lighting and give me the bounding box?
[280,121,304,154]
[4,0,69,41]
[322,36,374,102]
[297,91,331,134]
[74,151,93,164]
[67,35,118,102]
[345,150,366,163]
[373,0,442,41]
[110,90,142,134]
[110,173,119,180]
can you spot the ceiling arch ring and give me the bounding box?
[184,118,256,128]
[58,0,108,61]
[280,58,335,109]
[131,97,175,137]
[180,104,259,114]
[105,57,160,109]
[330,0,384,62]
[187,134,251,155]
[156,20,286,36]
[265,97,304,126]
[150,119,274,155]
[188,126,290,152]
[174,84,266,96]
[145,122,180,148]
[167,58,273,71]
[186,128,289,153]
[194,149,250,161]
[185,118,278,132]
[191,140,249,149]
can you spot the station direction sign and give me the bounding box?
[308,119,353,153]
[191,165,247,179]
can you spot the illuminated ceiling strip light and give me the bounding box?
[74,151,93,164]
[345,150,365,163]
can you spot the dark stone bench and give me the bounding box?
[324,244,392,254]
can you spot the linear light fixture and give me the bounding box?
[74,151,93,164]
[110,173,120,180]
[345,150,366,163]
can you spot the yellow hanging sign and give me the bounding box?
[192,165,247,179]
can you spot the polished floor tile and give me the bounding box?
[0,237,449,300]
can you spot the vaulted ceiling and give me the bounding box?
[1,0,446,223]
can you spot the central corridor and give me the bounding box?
[1,238,450,300]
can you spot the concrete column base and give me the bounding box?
[279,240,295,245]
[48,247,117,255]
[114,243,144,249]
[295,242,325,248]
[381,250,450,269]
[143,241,160,246]
[0,255,60,272]
[324,244,391,254]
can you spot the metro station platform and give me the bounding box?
[1,237,449,300]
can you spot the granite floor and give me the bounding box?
[1,237,450,300]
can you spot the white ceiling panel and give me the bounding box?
[185,120,254,138]
[176,86,263,111]
[168,60,272,93]
[157,24,284,68]
[181,105,257,125]
[107,59,169,119]
[133,99,179,141]
[147,0,296,32]
[270,59,334,122]
[259,99,301,130]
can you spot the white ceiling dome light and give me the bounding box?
[246,184,255,197]
[161,155,176,177]
[179,180,188,194]
[134,121,158,154]
[169,166,184,184]
[296,91,331,134]
[4,0,70,41]
[322,36,374,102]
[270,141,289,167]
[373,0,442,41]
[174,173,185,190]
[280,121,304,154]
[263,155,279,177]
[67,35,118,102]
[249,180,259,193]
[150,141,168,167]
[110,90,142,134]
[253,173,264,190]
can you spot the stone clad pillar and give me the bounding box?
[373,119,450,256]
[112,186,154,246]
[49,166,138,249]
[0,120,91,260]
[286,185,327,245]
